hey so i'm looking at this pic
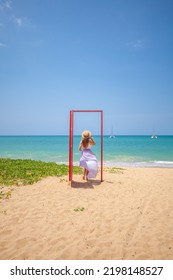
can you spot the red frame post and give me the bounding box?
[69,110,74,181]
[101,110,103,182]
[69,110,103,183]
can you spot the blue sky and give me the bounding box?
[0,0,173,135]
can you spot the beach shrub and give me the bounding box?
[108,167,124,173]
[74,207,85,212]
[0,158,82,186]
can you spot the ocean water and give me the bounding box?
[0,135,173,167]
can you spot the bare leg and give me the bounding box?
[86,170,89,181]
[83,168,86,180]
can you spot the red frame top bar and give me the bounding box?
[71,110,103,112]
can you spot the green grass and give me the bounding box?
[74,207,85,212]
[108,167,125,173]
[0,158,82,186]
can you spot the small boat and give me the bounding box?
[109,126,116,138]
[151,128,157,139]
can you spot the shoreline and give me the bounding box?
[76,161,173,168]
[0,167,173,260]
[1,157,173,168]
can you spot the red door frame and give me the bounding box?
[69,110,103,182]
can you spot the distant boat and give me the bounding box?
[151,127,157,139]
[151,128,157,139]
[109,126,116,138]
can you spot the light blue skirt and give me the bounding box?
[79,149,98,178]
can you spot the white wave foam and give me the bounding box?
[102,161,173,168]
[56,160,173,168]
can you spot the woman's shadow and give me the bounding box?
[71,179,102,189]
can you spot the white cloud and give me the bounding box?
[126,40,143,49]
[4,0,12,9]
[0,0,12,10]
[0,1,32,30]
[10,14,22,27]
[0,1,22,28]
[15,17,22,27]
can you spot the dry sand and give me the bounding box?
[0,167,173,260]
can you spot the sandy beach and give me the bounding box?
[0,167,173,260]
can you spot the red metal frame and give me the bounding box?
[69,110,103,183]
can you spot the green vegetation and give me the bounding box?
[0,189,13,200]
[0,210,7,215]
[74,207,85,212]
[0,158,82,186]
[108,167,125,174]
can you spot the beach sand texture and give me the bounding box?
[0,168,173,260]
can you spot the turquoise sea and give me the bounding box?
[0,135,173,167]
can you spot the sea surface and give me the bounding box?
[0,135,173,167]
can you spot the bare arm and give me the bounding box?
[89,137,96,146]
[78,141,82,151]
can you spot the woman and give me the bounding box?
[78,130,98,180]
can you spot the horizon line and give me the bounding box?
[0,134,173,137]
